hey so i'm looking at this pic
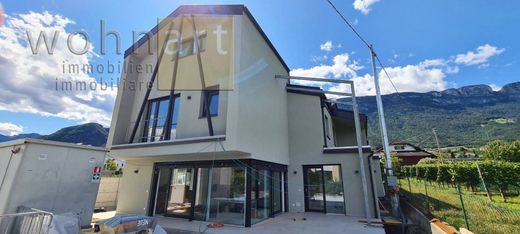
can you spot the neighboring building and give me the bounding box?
[0,139,106,228]
[107,5,383,227]
[378,142,436,165]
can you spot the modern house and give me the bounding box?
[377,142,436,165]
[107,5,383,227]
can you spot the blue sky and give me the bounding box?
[0,0,519,135]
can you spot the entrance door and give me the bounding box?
[303,166,325,212]
[303,165,345,214]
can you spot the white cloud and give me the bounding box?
[290,43,506,97]
[0,122,23,136]
[311,55,328,62]
[454,44,505,66]
[353,0,381,15]
[320,41,333,52]
[290,53,363,87]
[292,52,451,97]
[0,11,116,126]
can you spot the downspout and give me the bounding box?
[320,99,327,148]
[368,154,381,219]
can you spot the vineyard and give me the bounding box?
[401,161,520,199]
[399,161,520,234]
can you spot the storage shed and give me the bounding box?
[0,139,106,227]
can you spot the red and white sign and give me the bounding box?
[93,166,102,173]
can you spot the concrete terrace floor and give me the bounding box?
[157,212,385,234]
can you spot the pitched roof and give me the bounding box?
[124,4,289,72]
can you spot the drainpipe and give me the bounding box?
[368,154,381,219]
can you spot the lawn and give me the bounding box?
[400,179,520,234]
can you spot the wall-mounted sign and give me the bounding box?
[91,166,102,183]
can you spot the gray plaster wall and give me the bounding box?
[0,141,106,227]
[286,93,378,218]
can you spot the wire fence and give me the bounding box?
[398,176,520,234]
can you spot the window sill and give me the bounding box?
[198,114,218,119]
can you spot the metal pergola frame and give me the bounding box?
[275,75,372,223]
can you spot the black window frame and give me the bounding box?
[142,94,180,142]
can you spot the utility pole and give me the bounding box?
[432,128,442,158]
[369,45,400,217]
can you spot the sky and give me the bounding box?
[0,0,519,135]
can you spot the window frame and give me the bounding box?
[200,89,219,118]
[142,94,180,142]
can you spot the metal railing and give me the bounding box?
[0,207,53,234]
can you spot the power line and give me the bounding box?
[326,0,370,48]
[326,0,402,95]
[375,54,400,95]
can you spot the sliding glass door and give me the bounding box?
[303,165,345,214]
[165,168,194,217]
[153,167,195,217]
[272,171,283,214]
[151,160,287,226]
[304,166,325,212]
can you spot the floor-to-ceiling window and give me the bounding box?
[272,171,283,214]
[166,168,194,217]
[150,160,286,227]
[303,165,345,214]
[207,167,246,226]
[251,169,271,224]
[142,95,180,142]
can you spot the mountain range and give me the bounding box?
[352,81,520,148]
[0,123,109,147]
[1,81,519,148]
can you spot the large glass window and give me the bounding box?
[323,165,345,214]
[142,95,180,142]
[303,165,345,214]
[251,169,271,224]
[194,168,210,220]
[272,171,282,214]
[208,167,246,226]
[151,161,285,227]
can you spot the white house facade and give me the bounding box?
[107,5,383,227]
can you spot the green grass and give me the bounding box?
[400,179,520,234]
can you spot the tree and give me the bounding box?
[482,140,520,162]
[105,158,118,171]
[381,151,402,176]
